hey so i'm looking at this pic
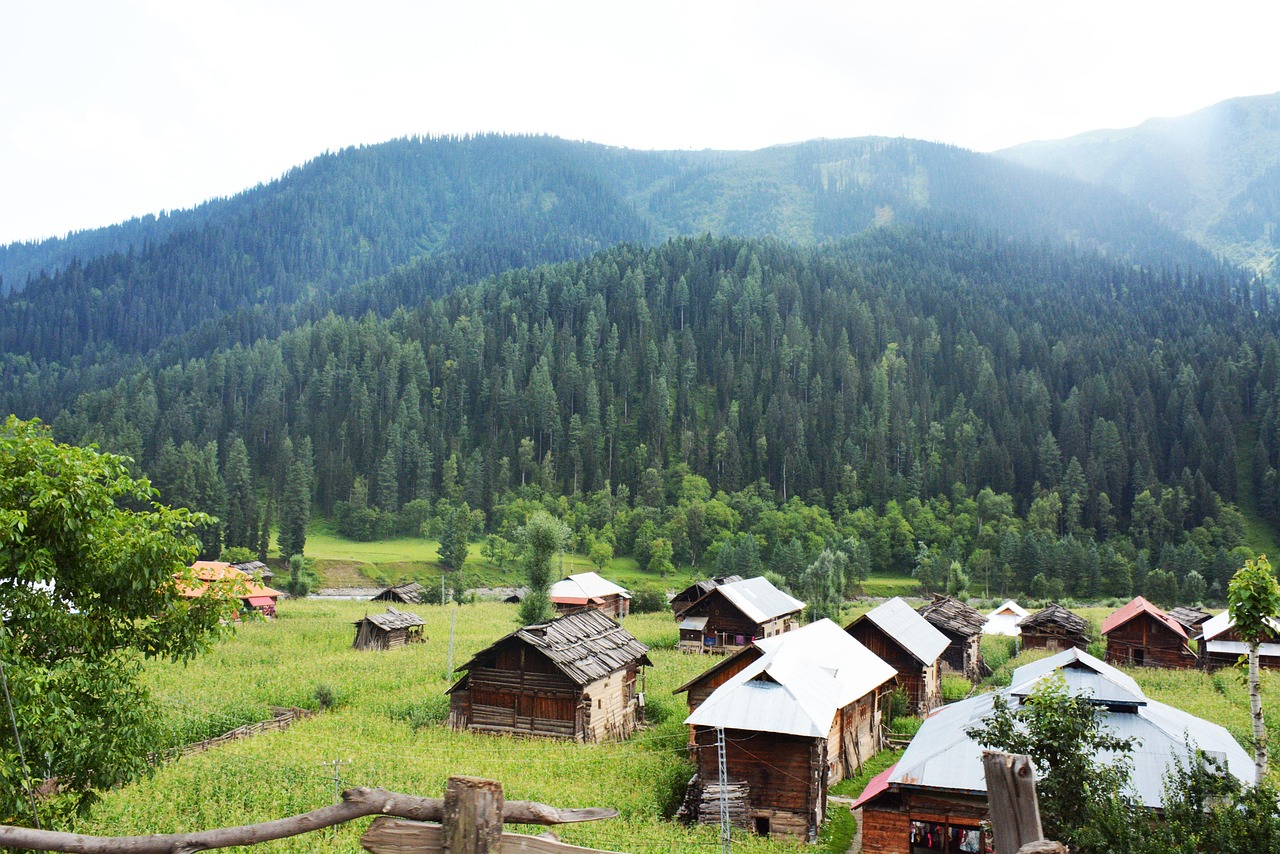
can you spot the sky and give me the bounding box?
[2,0,1279,246]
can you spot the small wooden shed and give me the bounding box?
[447,609,651,743]
[1102,596,1197,668]
[1017,603,1090,652]
[676,576,804,654]
[845,597,949,714]
[352,607,426,651]
[373,582,426,604]
[916,595,986,680]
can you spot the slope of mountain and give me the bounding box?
[997,92,1280,273]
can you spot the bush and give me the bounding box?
[631,585,668,614]
[941,674,971,702]
[313,682,340,710]
[889,715,923,736]
[390,695,449,729]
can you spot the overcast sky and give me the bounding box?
[2,0,1278,246]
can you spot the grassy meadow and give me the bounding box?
[76,601,813,853]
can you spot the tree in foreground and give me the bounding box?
[967,677,1139,851]
[0,417,237,822]
[517,512,570,625]
[1227,554,1280,782]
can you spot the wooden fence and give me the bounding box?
[149,706,315,765]
[0,776,621,854]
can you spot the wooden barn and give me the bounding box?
[373,582,426,604]
[446,609,650,743]
[679,619,897,841]
[352,607,426,651]
[1199,610,1280,670]
[845,597,949,714]
[670,575,742,619]
[854,648,1252,854]
[1017,603,1090,652]
[676,576,804,654]
[179,561,283,618]
[1102,596,1197,668]
[548,572,632,618]
[917,595,987,680]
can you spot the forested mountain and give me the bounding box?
[47,228,1274,598]
[998,92,1280,275]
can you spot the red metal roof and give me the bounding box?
[1101,596,1187,639]
[246,596,276,607]
[852,763,898,809]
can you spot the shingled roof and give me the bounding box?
[458,609,651,686]
[1018,603,1088,636]
[356,606,425,631]
[373,582,426,604]
[917,594,986,637]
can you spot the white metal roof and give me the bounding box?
[1199,609,1280,643]
[679,616,709,631]
[1205,639,1280,658]
[983,600,1029,636]
[713,576,805,624]
[858,597,949,664]
[881,647,1252,808]
[549,571,632,601]
[685,619,897,738]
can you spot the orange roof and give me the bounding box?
[1101,596,1187,639]
[177,562,281,600]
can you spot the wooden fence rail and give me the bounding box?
[0,777,620,854]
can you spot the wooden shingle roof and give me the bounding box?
[373,582,425,604]
[462,609,651,686]
[1018,603,1088,636]
[356,606,425,631]
[917,594,986,637]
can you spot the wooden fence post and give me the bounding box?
[982,751,1045,854]
[444,776,504,854]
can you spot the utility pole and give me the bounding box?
[447,605,458,681]
[319,758,350,806]
[717,726,731,854]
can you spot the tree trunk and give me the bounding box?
[1251,642,1267,783]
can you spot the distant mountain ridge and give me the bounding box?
[997,92,1280,274]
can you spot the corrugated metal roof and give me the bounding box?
[854,597,949,665]
[549,572,632,602]
[680,616,709,631]
[879,646,1252,808]
[714,576,805,624]
[1205,639,1280,658]
[1101,596,1187,639]
[685,619,896,737]
[459,608,650,686]
[1200,609,1280,642]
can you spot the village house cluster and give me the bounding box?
[193,561,1263,849]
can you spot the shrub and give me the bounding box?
[889,715,923,736]
[313,682,340,710]
[631,585,669,614]
[941,674,971,702]
[390,695,449,729]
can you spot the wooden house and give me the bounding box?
[845,597,949,714]
[1102,596,1196,668]
[670,575,742,619]
[1167,606,1212,637]
[676,576,803,654]
[982,599,1028,637]
[855,648,1252,854]
[446,609,651,743]
[679,620,897,841]
[917,595,987,680]
[1199,610,1280,670]
[178,561,282,618]
[548,572,632,618]
[1017,603,1089,652]
[352,607,426,651]
[373,582,426,605]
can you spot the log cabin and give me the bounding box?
[855,648,1252,853]
[446,609,651,742]
[1016,603,1090,652]
[676,576,803,654]
[917,595,987,680]
[1101,596,1197,668]
[352,607,426,651]
[845,597,949,714]
[548,572,632,618]
[679,619,897,841]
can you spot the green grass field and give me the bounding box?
[75,602,805,852]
